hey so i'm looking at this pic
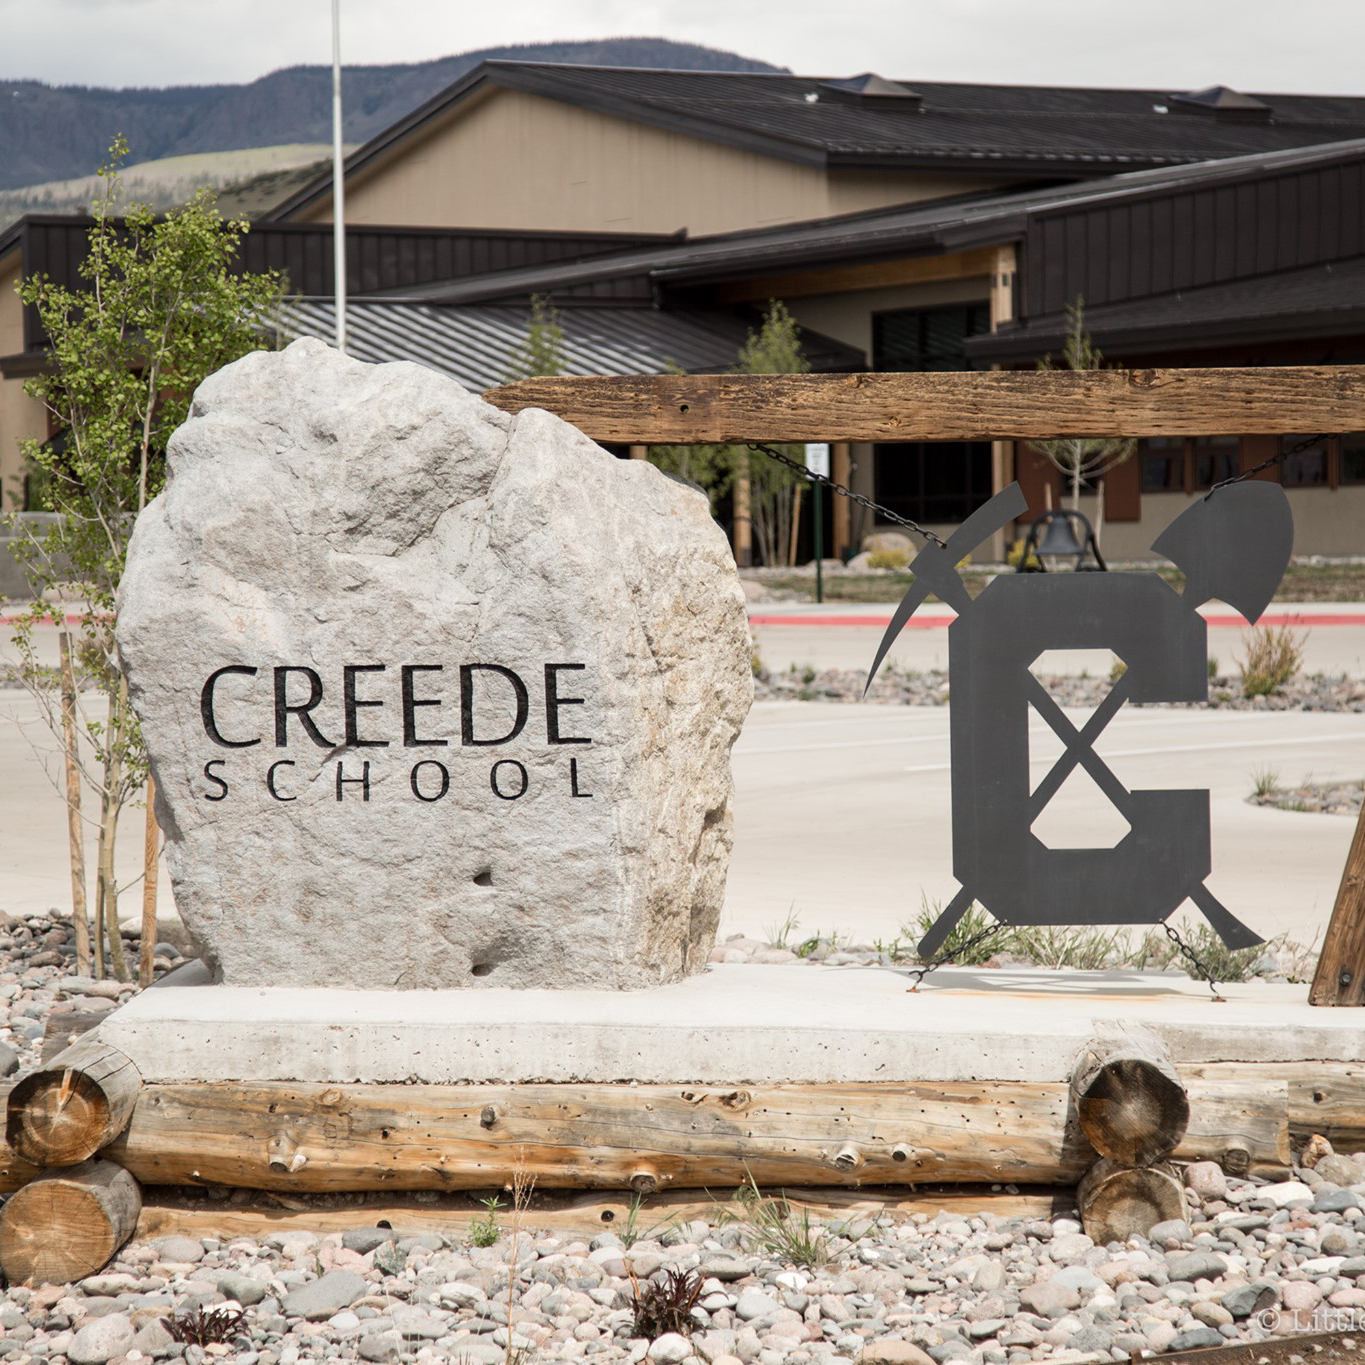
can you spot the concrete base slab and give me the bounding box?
[101,962,1365,1086]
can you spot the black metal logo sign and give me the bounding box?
[866,481,1294,960]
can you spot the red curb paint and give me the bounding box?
[748,611,1365,629]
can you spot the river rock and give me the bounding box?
[118,339,752,990]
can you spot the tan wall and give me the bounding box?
[1070,487,1365,562]
[0,257,45,513]
[296,88,1008,235]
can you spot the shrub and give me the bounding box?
[1238,626,1304,698]
[867,546,911,570]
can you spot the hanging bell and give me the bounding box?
[1036,514,1084,560]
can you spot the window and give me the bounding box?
[871,303,993,523]
[1280,434,1328,487]
[1140,437,1185,492]
[1342,434,1365,485]
[1192,436,1240,489]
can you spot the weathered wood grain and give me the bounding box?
[1078,1158,1186,1244]
[1071,1030,1190,1166]
[95,1072,1295,1194]
[482,367,1365,444]
[1311,800,1365,1006]
[134,1185,1073,1242]
[6,1034,141,1167]
[0,1159,140,1285]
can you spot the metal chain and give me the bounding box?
[1204,432,1330,499]
[906,922,1007,992]
[748,442,949,548]
[1162,921,1226,1002]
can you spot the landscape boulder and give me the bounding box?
[118,339,753,990]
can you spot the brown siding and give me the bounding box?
[1023,155,1365,318]
[293,88,1012,236]
[1103,452,1140,522]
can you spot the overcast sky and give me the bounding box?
[1,0,1361,97]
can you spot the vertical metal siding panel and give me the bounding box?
[1024,226,1046,321]
[1041,219,1066,313]
[1234,185,1257,277]
[1190,191,1216,286]
[1171,195,1194,290]
[1343,163,1362,257]
[1129,202,1151,298]
[1320,167,1341,260]
[1086,210,1109,306]
[415,236,434,285]
[1278,175,1299,271]
[1255,181,1277,274]
[1108,207,1130,304]
[1213,186,1238,282]
[1294,171,1319,265]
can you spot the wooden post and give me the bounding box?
[831,442,851,559]
[139,775,159,988]
[1070,1030,1190,1166]
[628,445,647,460]
[7,1033,141,1167]
[789,485,803,567]
[0,1159,140,1285]
[988,244,1018,564]
[58,635,92,978]
[1310,799,1365,1005]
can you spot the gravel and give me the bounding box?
[6,909,1365,1362]
[755,664,1365,715]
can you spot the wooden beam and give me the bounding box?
[84,1072,1291,1196]
[712,247,998,304]
[483,366,1365,445]
[1310,799,1365,1006]
[135,1185,1072,1243]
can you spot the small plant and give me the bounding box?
[161,1307,244,1346]
[801,666,817,685]
[1108,659,1128,683]
[1238,625,1305,698]
[751,646,765,678]
[1130,923,1263,983]
[765,907,801,951]
[733,1174,834,1268]
[470,1193,502,1247]
[630,1266,705,1339]
[1208,655,1220,679]
[1251,765,1280,800]
[909,897,1005,964]
[1009,924,1128,971]
[867,546,910,570]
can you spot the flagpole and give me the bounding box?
[331,0,347,354]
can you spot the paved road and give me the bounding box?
[750,601,1365,678]
[723,699,1363,951]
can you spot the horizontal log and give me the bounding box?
[6,1033,141,1167]
[135,1185,1073,1243]
[93,1073,1290,1194]
[481,366,1365,444]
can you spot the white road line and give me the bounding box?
[903,730,1365,773]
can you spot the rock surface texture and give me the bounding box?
[117,339,752,989]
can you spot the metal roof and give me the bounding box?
[267,61,1365,220]
[279,300,863,391]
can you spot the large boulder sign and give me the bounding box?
[117,340,753,990]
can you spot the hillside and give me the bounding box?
[0,38,784,193]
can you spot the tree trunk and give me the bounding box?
[58,635,92,977]
[97,688,130,983]
[139,776,158,988]
[0,1159,141,1285]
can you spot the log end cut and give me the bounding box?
[0,1159,141,1285]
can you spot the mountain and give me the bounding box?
[0,38,785,192]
